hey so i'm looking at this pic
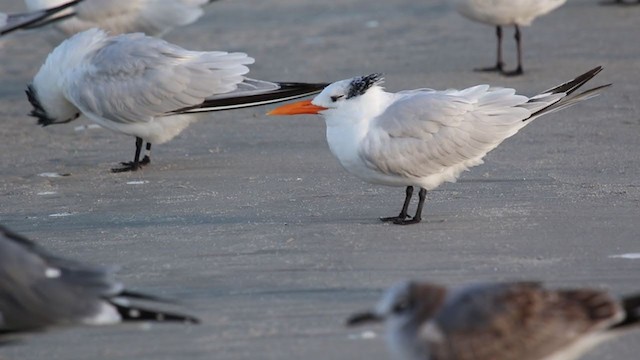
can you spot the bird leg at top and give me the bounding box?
[111,137,150,173]
[475,26,505,73]
[503,25,524,76]
[392,188,427,225]
[381,186,414,223]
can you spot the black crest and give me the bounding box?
[26,84,52,126]
[346,73,385,99]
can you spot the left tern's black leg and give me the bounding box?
[111,137,149,173]
[503,25,524,76]
[393,188,427,225]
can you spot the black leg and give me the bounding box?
[112,137,149,173]
[141,142,152,165]
[380,186,414,223]
[393,188,427,225]
[503,25,524,76]
[475,26,505,73]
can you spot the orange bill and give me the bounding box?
[267,100,327,116]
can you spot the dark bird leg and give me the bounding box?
[380,186,414,223]
[141,142,152,165]
[503,25,524,76]
[475,26,505,73]
[112,137,149,173]
[393,188,427,225]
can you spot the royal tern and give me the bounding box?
[25,0,217,41]
[347,280,640,360]
[0,225,198,339]
[454,0,567,76]
[27,28,327,172]
[268,67,608,225]
[0,0,83,36]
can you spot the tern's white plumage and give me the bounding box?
[25,0,213,42]
[27,28,326,172]
[0,225,198,336]
[454,0,567,75]
[268,68,608,224]
[347,280,640,360]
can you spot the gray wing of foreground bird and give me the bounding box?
[26,28,328,172]
[347,281,640,360]
[0,0,83,36]
[0,225,198,339]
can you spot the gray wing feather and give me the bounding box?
[65,33,253,124]
[428,282,621,360]
[360,87,530,179]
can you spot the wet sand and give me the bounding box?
[0,0,639,359]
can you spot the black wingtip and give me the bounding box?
[176,82,329,114]
[1,0,83,35]
[113,302,200,324]
[542,66,604,96]
[612,293,640,330]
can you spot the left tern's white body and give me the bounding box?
[29,28,326,171]
[30,28,252,144]
[25,0,210,40]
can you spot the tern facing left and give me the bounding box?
[27,28,327,172]
[347,280,640,360]
[268,67,608,225]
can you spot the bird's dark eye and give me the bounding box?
[392,300,410,314]
[330,95,344,102]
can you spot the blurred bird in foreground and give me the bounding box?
[347,280,640,360]
[454,0,567,76]
[27,28,327,172]
[1,0,82,36]
[268,67,608,224]
[0,225,198,342]
[24,0,219,43]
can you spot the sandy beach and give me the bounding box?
[0,0,639,359]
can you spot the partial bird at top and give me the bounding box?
[24,0,219,43]
[268,67,608,224]
[1,0,83,36]
[347,280,640,360]
[454,0,567,76]
[0,224,198,342]
[27,28,327,172]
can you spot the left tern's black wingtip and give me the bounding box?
[1,0,83,35]
[176,82,330,114]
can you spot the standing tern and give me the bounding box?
[1,0,83,36]
[25,0,217,41]
[268,67,608,225]
[0,225,198,339]
[27,28,327,172]
[347,280,640,360]
[454,0,567,76]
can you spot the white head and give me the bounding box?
[346,281,447,359]
[27,28,108,126]
[267,74,389,124]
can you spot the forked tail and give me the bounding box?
[522,66,611,122]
